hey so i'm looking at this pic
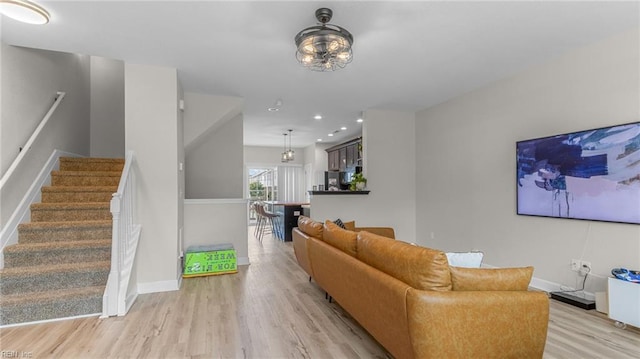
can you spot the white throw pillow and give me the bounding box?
[446,251,484,268]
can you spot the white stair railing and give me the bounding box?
[0,91,65,189]
[103,150,141,317]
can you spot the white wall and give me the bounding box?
[244,145,306,166]
[183,92,243,150]
[1,44,90,228]
[125,63,182,293]
[302,142,330,188]
[90,56,125,158]
[415,28,640,295]
[185,114,243,198]
[311,109,417,242]
[184,199,249,265]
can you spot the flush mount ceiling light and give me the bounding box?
[0,0,50,24]
[295,8,353,72]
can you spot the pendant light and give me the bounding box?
[286,129,295,161]
[281,133,289,162]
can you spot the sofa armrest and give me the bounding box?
[406,289,549,359]
[292,228,314,278]
[355,227,395,239]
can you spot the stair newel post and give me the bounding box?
[106,192,122,316]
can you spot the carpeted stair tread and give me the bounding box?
[0,261,110,295]
[0,286,104,325]
[3,239,111,268]
[51,170,122,187]
[59,157,124,172]
[19,220,112,230]
[41,186,117,203]
[42,185,118,193]
[52,170,122,177]
[0,260,110,276]
[18,220,112,243]
[31,202,110,210]
[30,202,111,222]
[0,286,104,306]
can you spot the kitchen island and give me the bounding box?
[265,201,309,242]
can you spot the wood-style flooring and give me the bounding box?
[1,227,639,358]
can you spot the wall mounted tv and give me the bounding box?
[517,122,640,224]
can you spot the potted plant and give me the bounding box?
[350,172,367,191]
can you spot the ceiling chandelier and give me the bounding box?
[281,130,295,162]
[295,8,353,72]
[0,0,50,24]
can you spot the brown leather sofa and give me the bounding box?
[292,216,549,359]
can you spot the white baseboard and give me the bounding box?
[0,150,82,269]
[137,279,180,294]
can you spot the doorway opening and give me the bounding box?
[248,167,277,223]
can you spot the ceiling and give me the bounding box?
[2,1,638,148]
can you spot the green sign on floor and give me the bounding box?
[183,244,237,278]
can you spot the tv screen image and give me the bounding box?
[516,122,640,224]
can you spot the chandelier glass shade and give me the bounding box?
[295,8,353,72]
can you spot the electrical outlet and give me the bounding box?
[570,259,581,272]
[576,260,591,277]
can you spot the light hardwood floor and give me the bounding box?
[1,228,639,358]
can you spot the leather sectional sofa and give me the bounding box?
[292,216,549,359]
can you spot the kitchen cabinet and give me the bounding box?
[328,150,340,171]
[346,144,357,167]
[339,147,347,171]
[326,138,362,171]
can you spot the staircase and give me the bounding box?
[0,157,124,326]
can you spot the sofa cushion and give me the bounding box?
[297,216,323,238]
[450,266,534,291]
[333,218,346,229]
[323,220,358,257]
[357,231,452,291]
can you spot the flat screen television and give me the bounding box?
[516,122,640,224]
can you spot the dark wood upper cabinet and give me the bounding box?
[339,147,347,171]
[326,137,362,171]
[328,150,340,171]
[346,144,356,168]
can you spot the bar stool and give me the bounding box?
[263,206,282,240]
[255,203,269,242]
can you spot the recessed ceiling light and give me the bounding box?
[328,133,334,137]
[340,126,347,130]
[317,138,323,142]
[268,99,283,112]
[0,0,50,24]
[314,115,322,120]
[356,118,364,123]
